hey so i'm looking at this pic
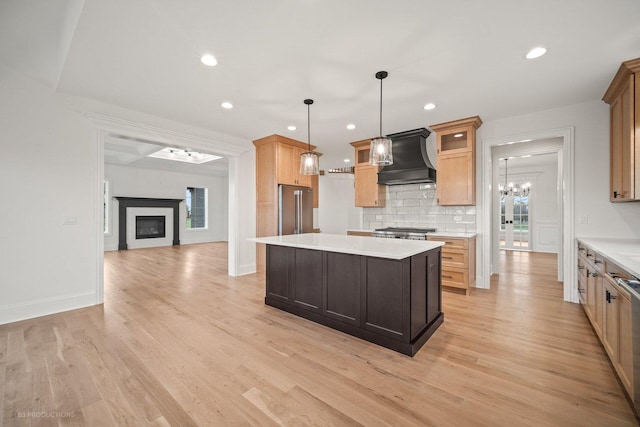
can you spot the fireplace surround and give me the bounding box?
[115,197,182,250]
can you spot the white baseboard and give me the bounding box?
[233,263,256,276]
[0,291,98,326]
[104,242,119,251]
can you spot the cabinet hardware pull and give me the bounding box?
[442,256,453,259]
[578,288,585,293]
[587,253,594,258]
[594,259,603,264]
[442,275,453,279]
[578,247,585,252]
[578,266,585,270]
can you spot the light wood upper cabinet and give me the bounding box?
[350,139,385,207]
[274,141,313,187]
[603,58,640,202]
[430,116,482,206]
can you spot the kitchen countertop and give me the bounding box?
[345,229,477,239]
[577,237,640,278]
[250,233,444,260]
[428,232,477,239]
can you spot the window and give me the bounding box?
[103,180,110,235]
[186,187,207,229]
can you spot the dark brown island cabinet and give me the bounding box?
[251,234,445,356]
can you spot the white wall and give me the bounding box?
[480,100,640,240]
[104,164,229,251]
[0,66,99,324]
[319,174,360,234]
[229,148,256,275]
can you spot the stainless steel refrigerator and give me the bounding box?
[278,185,313,235]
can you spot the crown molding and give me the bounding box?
[83,112,250,157]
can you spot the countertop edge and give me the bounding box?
[249,234,445,260]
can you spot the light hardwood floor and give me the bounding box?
[1,244,637,426]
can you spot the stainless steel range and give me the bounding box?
[372,227,437,240]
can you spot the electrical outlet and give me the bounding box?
[454,215,462,222]
[63,215,77,225]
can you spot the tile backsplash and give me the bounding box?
[362,183,476,233]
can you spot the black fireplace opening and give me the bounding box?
[136,215,166,239]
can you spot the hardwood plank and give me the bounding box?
[0,244,637,426]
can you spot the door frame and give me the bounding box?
[479,126,576,302]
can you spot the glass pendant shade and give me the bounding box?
[369,136,393,165]
[299,98,319,175]
[300,151,319,175]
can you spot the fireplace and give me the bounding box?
[115,197,182,250]
[136,215,166,239]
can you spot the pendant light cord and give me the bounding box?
[307,102,311,152]
[379,77,383,137]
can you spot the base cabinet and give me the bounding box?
[427,235,476,294]
[265,245,443,356]
[576,239,635,402]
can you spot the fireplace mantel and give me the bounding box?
[115,197,183,250]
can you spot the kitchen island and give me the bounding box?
[250,233,445,356]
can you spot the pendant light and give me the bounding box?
[370,71,393,165]
[299,98,319,175]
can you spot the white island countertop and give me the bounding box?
[250,233,445,260]
[577,237,640,278]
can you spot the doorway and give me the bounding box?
[480,128,576,303]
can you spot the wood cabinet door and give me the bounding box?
[292,248,323,313]
[585,266,595,320]
[363,257,409,340]
[602,281,619,362]
[294,146,312,187]
[323,252,361,326]
[609,75,635,201]
[355,165,383,207]
[277,143,297,185]
[436,153,475,205]
[266,245,293,302]
[437,126,473,156]
[617,289,634,397]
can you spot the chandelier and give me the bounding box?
[499,158,531,197]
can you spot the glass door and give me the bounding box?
[500,194,529,250]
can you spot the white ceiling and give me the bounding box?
[104,136,229,176]
[2,0,640,168]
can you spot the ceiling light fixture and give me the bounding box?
[200,54,218,66]
[288,125,296,131]
[347,124,356,130]
[344,158,351,163]
[148,147,221,164]
[499,158,531,197]
[370,71,393,165]
[221,102,233,109]
[299,99,319,176]
[424,103,436,110]
[525,47,547,59]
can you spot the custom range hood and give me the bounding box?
[377,128,436,185]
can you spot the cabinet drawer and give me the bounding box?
[441,248,468,269]
[428,236,468,249]
[585,248,605,272]
[441,267,468,289]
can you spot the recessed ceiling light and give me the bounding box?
[344,158,351,163]
[454,133,464,138]
[525,47,547,59]
[221,102,233,109]
[423,103,436,110]
[346,124,356,130]
[287,125,296,131]
[201,54,218,66]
